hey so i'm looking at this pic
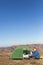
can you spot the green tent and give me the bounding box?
[10,46,32,59]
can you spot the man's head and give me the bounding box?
[33,47,37,51]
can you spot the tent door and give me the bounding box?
[23,50,31,58]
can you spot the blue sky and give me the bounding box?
[0,0,43,47]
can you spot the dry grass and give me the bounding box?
[0,53,43,65]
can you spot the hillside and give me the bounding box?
[0,44,43,55]
[0,44,43,65]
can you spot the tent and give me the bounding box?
[10,46,32,59]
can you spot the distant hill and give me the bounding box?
[0,44,43,55]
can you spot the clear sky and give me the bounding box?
[0,0,43,47]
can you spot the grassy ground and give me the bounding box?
[0,53,43,65]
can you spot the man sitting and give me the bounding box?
[29,48,40,59]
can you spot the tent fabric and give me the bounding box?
[10,46,31,59]
[10,48,23,59]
